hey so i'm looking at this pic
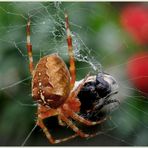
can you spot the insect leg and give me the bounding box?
[94,99,120,111]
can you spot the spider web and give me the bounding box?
[0,2,148,146]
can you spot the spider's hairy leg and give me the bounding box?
[65,74,90,113]
[60,114,89,138]
[37,106,78,144]
[60,114,101,138]
[37,117,78,144]
[26,18,34,75]
[70,74,90,98]
[65,13,76,90]
[58,116,66,126]
[67,109,108,126]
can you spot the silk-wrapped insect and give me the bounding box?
[77,72,119,121]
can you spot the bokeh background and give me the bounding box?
[0,2,148,146]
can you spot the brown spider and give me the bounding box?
[26,13,108,144]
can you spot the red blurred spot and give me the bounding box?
[121,5,148,45]
[127,52,148,95]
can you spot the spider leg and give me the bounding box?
[37,118,78,144]
[60,114,89,138]
[65,75,89,112]
[26,18,34,75]
[60,114,101,138]
[58,116,66,126]
[70,74,90,99]
[37,106,78,144]
[67,109,108,126]
[65,13,76,90]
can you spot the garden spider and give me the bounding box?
[26,13,115,144]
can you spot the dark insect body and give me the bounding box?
[78,73,119,121]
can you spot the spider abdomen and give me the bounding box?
[32,53,70,108]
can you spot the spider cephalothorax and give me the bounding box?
[26,13,118,144]
[78,73,119,121]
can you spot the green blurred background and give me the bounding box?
[0,2,148,146]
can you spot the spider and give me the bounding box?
[26,13,114,144]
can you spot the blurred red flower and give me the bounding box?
[127,52,148,95]
[121,5,148,45]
